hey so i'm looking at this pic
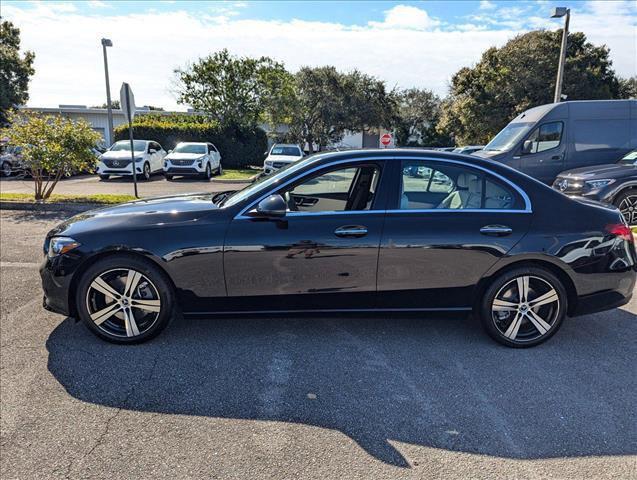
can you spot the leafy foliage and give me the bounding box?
[174,49,289,128]
[619,76,637,99]
[113,114,268,168]
[438,30,623,145]
[1,111,101,200]
[394,88,451,147]
[0,20,35,125]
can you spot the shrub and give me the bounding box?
[114,115,267,168]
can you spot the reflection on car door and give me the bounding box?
[377,159,532,310]
[223,161,388,311]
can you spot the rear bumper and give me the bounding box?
[571,267,636,316]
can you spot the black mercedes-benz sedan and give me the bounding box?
[553,150,637,225]
[40,149,636,347]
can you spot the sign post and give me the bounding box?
[119,82,138,198]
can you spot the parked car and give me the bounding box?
[41,149,635,347]
[96,140,166,181]
[452,145,485,155]
[163,142,222,180]
[552,149,637,225]
[0,146,24,177]
[475,100,637,184]
[263,144,304,174]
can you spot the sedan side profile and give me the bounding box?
[41,150,636,347]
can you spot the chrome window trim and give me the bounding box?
[234,155,532,220]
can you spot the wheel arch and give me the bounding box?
[67,249,177,318]
[474,257,579,316]
[610,184,637,204]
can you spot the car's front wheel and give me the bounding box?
[98,174,109,181]
[1,161,12,177]
[75,255,175,343]
[203,162,212,180]
[479,267,567,348]
[614,189,637,226]
[141,162,151,181]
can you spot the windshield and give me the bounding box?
[110,140,146,152]
[271,146,301,156]
[618,150,637,165]
[223,155,319,208]
[484,122,534,152]
[173,143,206,154]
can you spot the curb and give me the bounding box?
[0,201,97,213]
[211,174,259,184]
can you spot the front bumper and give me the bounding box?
[40,251,86,317]
[97,161,145,176]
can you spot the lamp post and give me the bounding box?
[551,7,570,103]
[101,38,114,146]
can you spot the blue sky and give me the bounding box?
[4,1,636,110]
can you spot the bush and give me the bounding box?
[114,115,267,168]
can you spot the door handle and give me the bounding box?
[551,153,563,161]
[334,225,368,238]
[480,225,513,236]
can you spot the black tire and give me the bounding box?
[203,162,212,180]
[142,162,151,181]
[479,266,567,348]
[613,189,637,226]
[75,254,175,344]
[98,174,110,181]
[165,174,174,181]
[2,162,13,177]
[217,164,223,176]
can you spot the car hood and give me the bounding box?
[101,151,145,160]
[165,152,205,160]
[557,164,637,180]
[266,155,302,162]
[49,193,222,238]
[472,150,507,160]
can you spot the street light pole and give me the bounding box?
[551,7,570,103]
[101,38,114,146]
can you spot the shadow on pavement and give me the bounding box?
[47,310,636,467]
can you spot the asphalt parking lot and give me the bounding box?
[1,208,636,479]
[0,174,250,197]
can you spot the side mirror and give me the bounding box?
[149,149,157,154]
[254,194,287,218]
[521,140,533,155]
[168,149,173,153]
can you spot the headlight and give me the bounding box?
[48,236,81,257]
[585,179,614,190]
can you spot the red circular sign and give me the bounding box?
[380,133,392,146]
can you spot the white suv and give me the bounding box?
[97,140,166,181]
[163,142,222,180]
[263,144,304,175]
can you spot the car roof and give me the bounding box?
[272,144,301,148]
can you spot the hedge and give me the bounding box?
[113,115,268,168]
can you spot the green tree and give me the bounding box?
[394,88,451,147]
[283,67,396,153]
[174,49,288,128]
[619,76,637,99]
[0,20,35,124]
[438,30,622,145]
[1,111,101,200]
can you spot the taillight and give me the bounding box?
[606,224,634,242]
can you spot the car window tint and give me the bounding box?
[284,165,380,213]
[399,161,516,210]
[527,122,563,153]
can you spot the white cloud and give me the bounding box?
[2,2,635,111]
[479,1,497,11]
[87,0,110,8]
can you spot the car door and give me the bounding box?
[520,121,566,184]
[223,160,389,311]
[208,144,219,169]
[377,158,532,310]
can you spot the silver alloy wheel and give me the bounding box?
[618,194,637,225]
[143,163,151,180]
[86,268,161,338]
[491,275,560,342]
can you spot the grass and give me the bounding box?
[0,192,136,204]
[217,168,258,180]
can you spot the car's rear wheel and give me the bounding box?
[614,190,637,226]
[479,267,567,347]
[75,255,175,344]
[1,162,12,177]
